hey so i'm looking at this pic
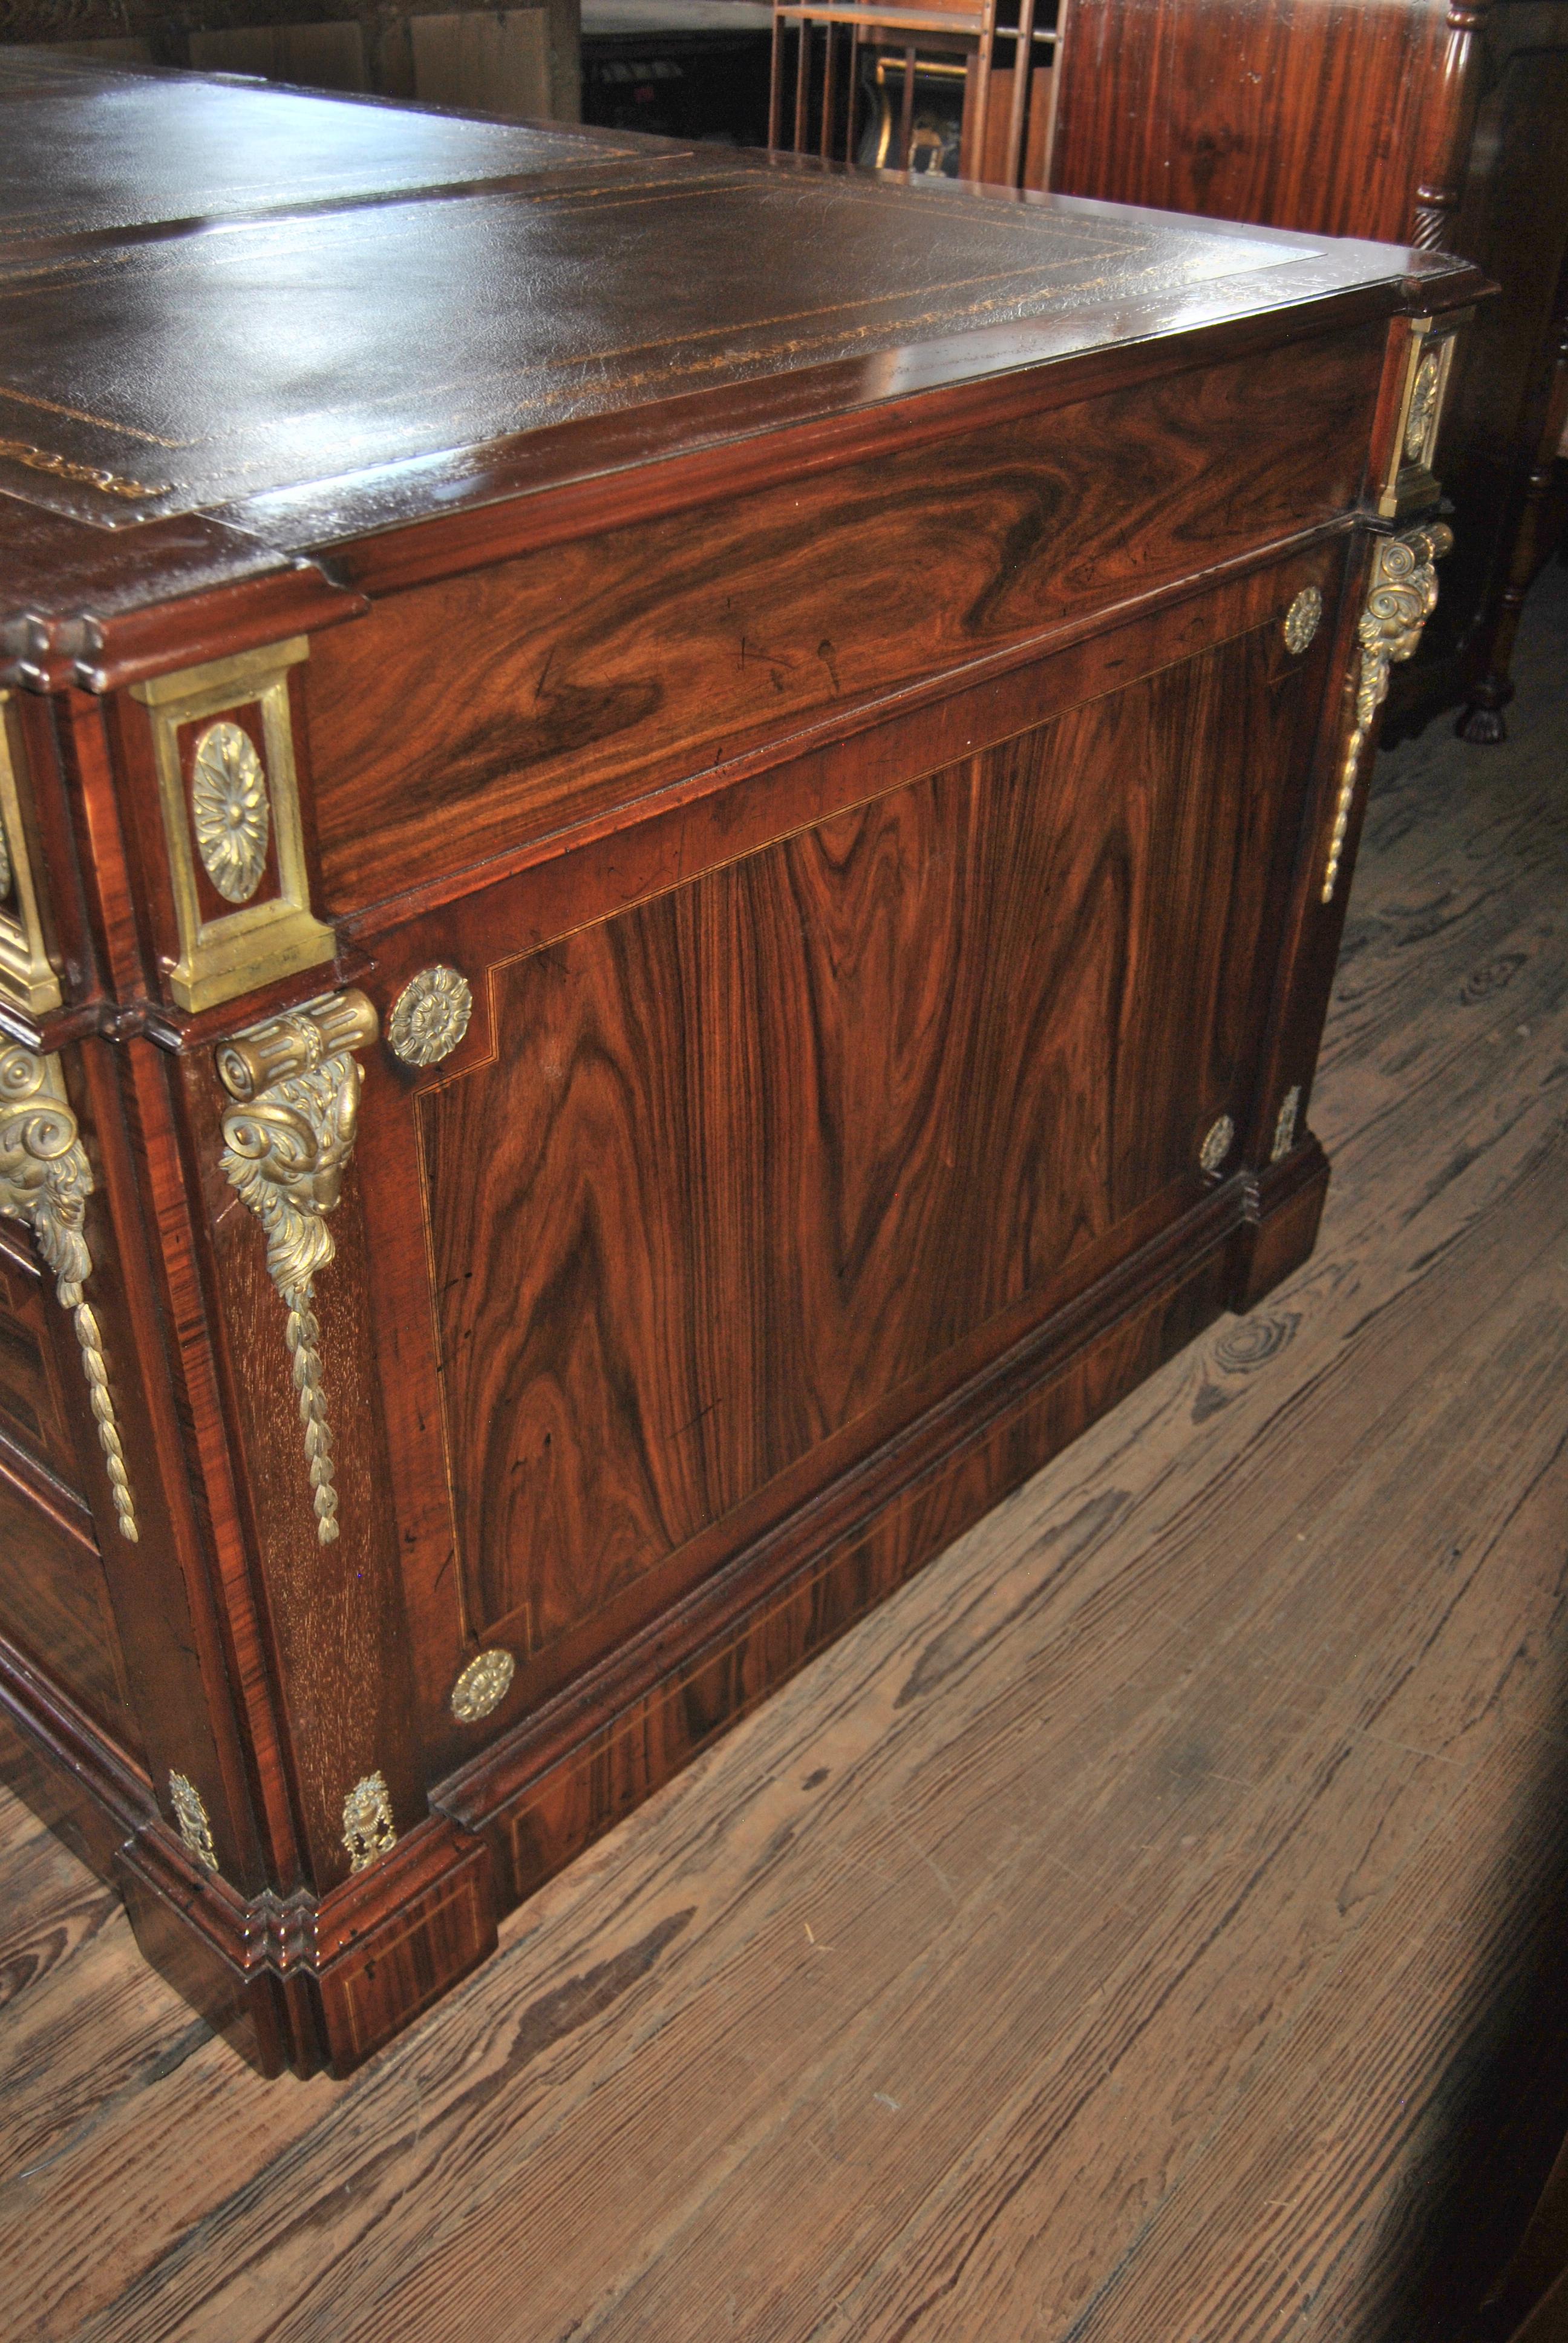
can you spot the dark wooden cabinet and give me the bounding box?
[1047,0,1568,743]
[580,0,773,148]
[1,0,583,125]
[0,53,1484,2075]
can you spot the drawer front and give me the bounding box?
[303,323,1383,920]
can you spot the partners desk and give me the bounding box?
[0,53,1482,2074]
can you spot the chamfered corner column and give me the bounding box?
[100,635,500,2074]
[1229,306,1470,1316]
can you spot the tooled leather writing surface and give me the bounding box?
[0,172,1305,527]
[0,57,1478,573]
[0,61,644,238]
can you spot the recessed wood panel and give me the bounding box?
[0,1241,91,1501]
[419,615,1310,1656]
[0,1464,142,1761]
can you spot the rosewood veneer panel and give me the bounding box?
[307,325,1380,915]
[420,615,1315,1667]
[1048,0,1455,245]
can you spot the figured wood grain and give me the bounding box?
[1047,0,1462,246]
[356,536,1321,1614]
[307,325,1377,915]
[3,73,1440,2079]
[420,615,1311,1665]
[0,557,1561,2343]
[1044,0,1568,743]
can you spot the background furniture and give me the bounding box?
[581,0,771,148]
[769,0,1055,184]
[1047,0,1568,743]
[0,52,1481,2076]
[0,0,583,122]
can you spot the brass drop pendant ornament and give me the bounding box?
[342,1771,397,1871]
[169,1771,220,1873]
[218,990,379,1545]
[1271,1086,1302,1163]
[1322,522,1452,903]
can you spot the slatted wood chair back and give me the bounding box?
[769,0,1052,189]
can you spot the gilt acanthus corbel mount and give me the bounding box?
[1321,520,1454,903]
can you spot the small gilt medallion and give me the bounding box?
[1271,1085,1302,1164]
[388,965,473,1068]
[451,1647,517,1723]
[1200,1113,1235,1176]
[169,1771,220,1873]
[342,1770,397,1872]
[191,720,271,905]
[1283,588,1322,655]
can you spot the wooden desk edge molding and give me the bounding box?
[0,69,1489,2077]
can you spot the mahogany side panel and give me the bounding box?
[1429,11,1568,736]
[0,1466,137,1757]
[304,324,1383,917]
[352,534,1339,1786]
[1047,0,1458,245]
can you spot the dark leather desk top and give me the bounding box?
[0,52,1485,667]
[0,62,642,237]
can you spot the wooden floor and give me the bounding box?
[3,566,1567,2343]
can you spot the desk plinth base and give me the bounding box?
[0,1143,1325,2076]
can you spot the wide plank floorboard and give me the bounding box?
[2,562,1566,2343]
